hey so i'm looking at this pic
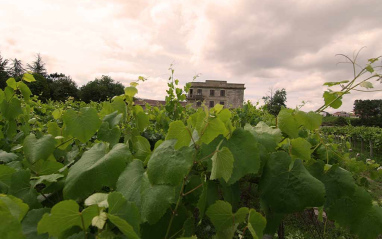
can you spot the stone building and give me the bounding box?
[186,80,245,108]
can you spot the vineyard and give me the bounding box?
[0,57,382,239]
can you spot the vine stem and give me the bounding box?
[182,182,203,196]
[55,137,75,149]
[80,213,87,239]
[165,154,197,239]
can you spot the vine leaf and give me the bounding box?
[277,109,300,138]
[116,160,145,207]
[259,152,325,214]
[248,209,266,239]
[64,143,132,200]
[224,129,260,185]
[206,200,248,232]
[107,214,140,239]
[108,192,141,235]
[63,107,102,143]
[294,111,322,131]
[22,208,50,239]
[210,146,234,182]
[290,138,312,161]
[0,194,29,222]
[132,136,151,161]
[166,120,191,149]
[37,200,98,237]
[147,140,193,186]
[245,122,282,152]
[323,91,342,109]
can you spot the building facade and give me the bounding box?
[187,80,245,108]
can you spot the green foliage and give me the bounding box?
[79,75,124,103]
[0,54,381,239]
[262,88,287,116]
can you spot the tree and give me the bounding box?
[262,88,287,116]
[79,75,124,103]
[27,73,51,102]
[27,53,47,76]
[8,58,25,79]
[48,73,79,101]
[0,53,9,89]
[354,99,382,119]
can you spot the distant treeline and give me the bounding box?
[322,99,382,127]
[0,53,124,102]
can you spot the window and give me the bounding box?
[210,90,215,96]
[220,90,225,97]
[220,101,225,106]
[197,89,202,95]
[209,101,214,108]
[189,89,193,96]
[196,101,202,107]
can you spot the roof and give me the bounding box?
[190,80,245,89]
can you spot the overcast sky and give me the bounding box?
[1,0,382,112]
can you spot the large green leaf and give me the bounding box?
[323,91,342,109]
[210,146,234,182]
[23,134,56,164]
[64,143,132,200]
[0,98,22,120]
[200,118,226,145]
[116,160,145,207]
[147,140,193,186]
[248,209,266,239]
[37,200,98,237]
[277,109,299,138]
[0,194,29,221]
[9,170,40,208]
[107,214,139,239]
[22,208,50,239]
[0,211,25,239]
[206,200,248,231]
[245,122,282,152]
[166,120,192,149]
[132,136,151,160]
[290,137,312,161]
[97,122,121,147]
[141,181,175,224]
[294,111,322,131]
[116,160,175,224]
[224,129,261,185]
[63,107,102,143]
[310,163,382,239]
[108,192,141,235]
[259,152,325,213]
[0,165,16,192]
[197,181,219,218]
[0,150,18,163]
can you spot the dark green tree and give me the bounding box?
[8,58,25,80]
[0,53,9,89]
[48,73,79,101]
[79,75,124,103]
[262,88,287,116]
[27,53,47,76]
[27,73,51,102]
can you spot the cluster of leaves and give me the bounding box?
[1,55,382,239]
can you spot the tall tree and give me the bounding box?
[0,53,9,89]
[262,88,287,116]
[8,58,25,79]
[79,75,124,103]
[48,73,79,101]
[27,53,47,76]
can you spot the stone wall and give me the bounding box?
[187,80,245,108]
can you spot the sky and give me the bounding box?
[1,0,382,112]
